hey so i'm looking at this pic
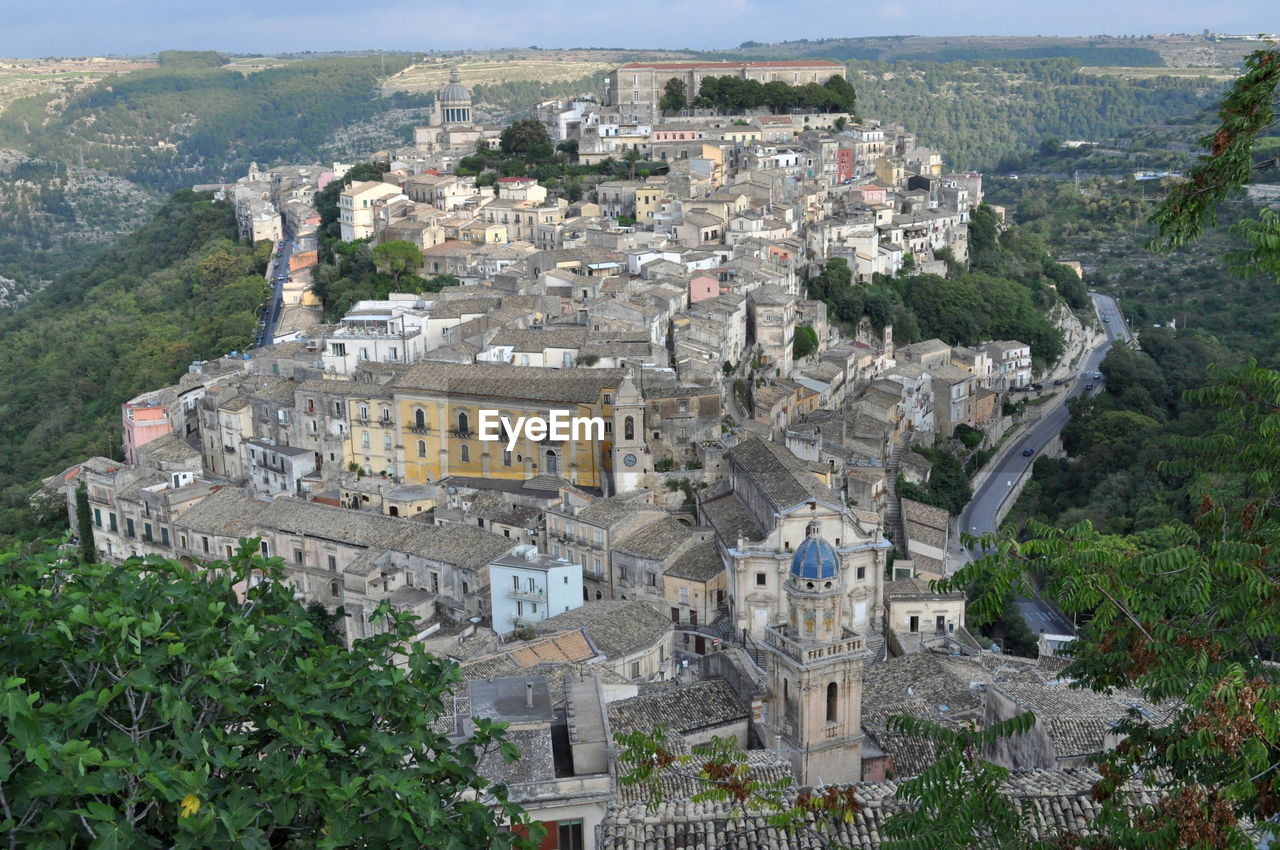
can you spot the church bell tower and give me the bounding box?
[763,523,869,784]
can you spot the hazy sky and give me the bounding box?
[3,0,1276,57]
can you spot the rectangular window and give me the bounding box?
[93,508,102,528]
[160,528,170,546]
[201,536,209,554]
[294,549,304,565]
[516,601,523,616]
[755,572,767,586]
[109,513,118,533]
[630,661,640,678]
[856,566,866,580]
[260,541,270,557]
[679,586,689,604]
[125,518,135,539]
[142,522,152,542]
[328,555,337,571]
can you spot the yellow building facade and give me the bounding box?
[386,364,623,490]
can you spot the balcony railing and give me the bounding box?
[508,587,546,602]
[406,423,432,434]
[761,624,868,665]
[449,428,474,439]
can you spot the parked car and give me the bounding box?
[1103,316,1112,323]
[1022,448,1035,457]
[1085,383,1095,391]
[1030,383,1044,391]
[1052,378,1065,386]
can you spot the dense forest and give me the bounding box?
[847,58,1226,171]
[0,192,266,540]
[991,172,1280,533]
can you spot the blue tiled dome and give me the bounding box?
[791,535,839,580]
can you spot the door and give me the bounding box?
[671,607,680,623]
[936,615,946,633]
[690,610,698,627]
[909,615,919,633]
[695,636,706,654]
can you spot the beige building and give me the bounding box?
[339,181,404,242]
[606,60,846,122]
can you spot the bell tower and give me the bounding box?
[611,366,647,492]
[763,523,868,784]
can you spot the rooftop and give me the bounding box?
[607,678,747,739]
[533,600,670,659]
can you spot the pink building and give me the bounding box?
[689,274,719,304]
[122,398,174,465]
[652,127,704,142]
[855,185,888,205]
[837,149,853,184]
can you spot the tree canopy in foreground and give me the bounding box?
[0,541,540,849]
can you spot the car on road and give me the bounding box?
[1103,316,1111,323]
[1030,383,1044,391]
[1022,448,1035,457]
[1085,383,1095,391]
[1093,371,1102,379]
[1052,378,1066,386]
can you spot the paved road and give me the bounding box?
[954,291,1130,639]
[960,291,1128,539]
[255,229,293,349]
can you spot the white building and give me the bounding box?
[489,546,584,635]
[322,299,430,375]
[339,181,404,242]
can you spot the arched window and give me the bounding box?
[826,682,838,724]
[457,411,469,434]
[361,433,370,449]
[383,434,392,451]
[624,416,634,441]
[417,439,426,458]
[460,444,470,463]
[414,408,426,429]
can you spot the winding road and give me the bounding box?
[954,291,1133,639]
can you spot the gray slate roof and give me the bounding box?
[532,600,670,659]
[391,362,623,404]
[664,541,724,583]
[727,437,840,511]
[607,678,747,738]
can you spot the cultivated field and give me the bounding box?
[1078,66,1240,81]
[381,58,615,95]
[0,58,156,115]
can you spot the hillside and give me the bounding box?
[0,191,265,539]
[700,33,1270,68]
[846,58,1226,171]
[0,51,430,303]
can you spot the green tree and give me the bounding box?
[793,325,818,359]
[658,78,687,114]
[0,539,542,849]
[500,119,552,158]
[74,481,96,563]
[371,239,423,285]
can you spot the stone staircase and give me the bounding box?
[884,441,908,553]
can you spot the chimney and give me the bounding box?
[525,682,534,709]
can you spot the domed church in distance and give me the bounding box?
[412,68,490,155]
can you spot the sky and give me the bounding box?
[2,0,1276,57]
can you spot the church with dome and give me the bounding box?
[699,436,892,784]
[411,68,495,156]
